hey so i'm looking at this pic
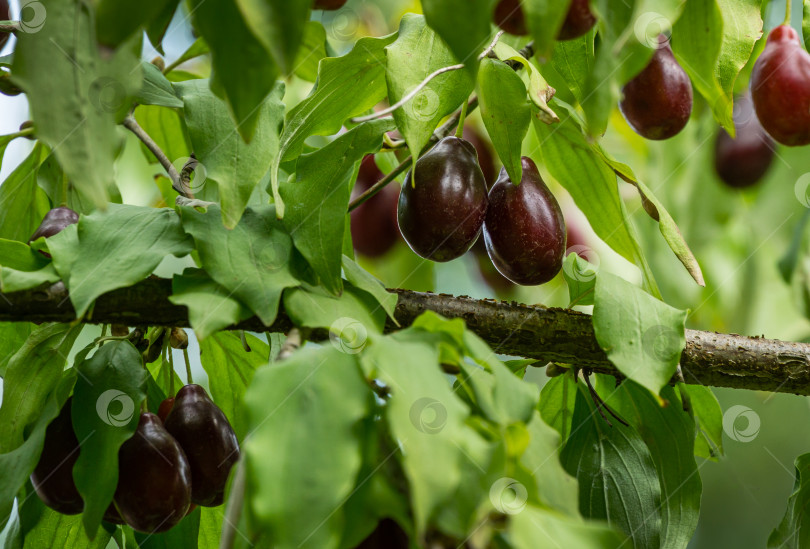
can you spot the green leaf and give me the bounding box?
[198,507,223,549]
[169,268,253,341]
[134,507,200,549]
[272,34,397,217]
[385,14,474,158]
[134,105,192,169]
[538,370,577,442]
[47,204,194,318]
[20,496,112,549]
[530,104,655,292]
[198,332,267,440]
[0,143,50,242]
[136,62,184,108]
[421,0,493,73]
[509,505,627,548]
[283,283,386,334]
[12,0,141,210]
[547,31,594,107]
[145,0,181,54]
[94,0,176,47]
[342,256,398,323]
[188,0,279,142]
[1,263,61,294]
[523,0,571,62]
[233,0,310,74]
[684,385,724,459]
[477,57,531,183]
[243,346,371,549]
[175,79,285,228]
[0,239,48,271]
[768,453,810,548]
[600,155,705,287]
[0,322,33,377]
[561,386,662,547]
[293,21,328,82]
[165,37,210,74]
[72,340,148,536]
[179,205,299,326]
[0,324,82,451]
[607,381,702,549]
[562,253,597,307]
[593,272,688,395]
[280,119,393,293]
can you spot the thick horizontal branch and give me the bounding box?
[2,280,810,395]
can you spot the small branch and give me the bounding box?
[478,30,505,60]
[351,63,465,124]
[122,115,190,198]
[0,22,20,33]
[277,328,301,361]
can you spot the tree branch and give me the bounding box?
[2,279,810,396]
[122,115,191,198]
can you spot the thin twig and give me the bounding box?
[219,459,246,549]
[183,347,193,384]
[582,371,630,427]
[0,22,20,33]
[478,30,505,60]
[351,63,465,124]
[277,328,301,361]
[122,115,190,198]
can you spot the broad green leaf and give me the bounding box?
[342,256,398,323]
[283,283,386,334]
[145,0,182,54]
[360,335,473,533]
[0,133,20,173]
[561,386,662,547]
[198,507,223,549]
[1,263,61,294]
[523,0,572,62]
[94,0,176,47]
[169,268,253,341]
[477,57,531,183]
[715,0,763,104]
[280,118,393,293]
[12,0,141,209]
[272,34,397,217]
[20,496,111,549]
[0,374,74,531]
[136,62,183,108]
[175,79,285,228]
[198,331,267,440]
[179,205,299,326]
[768,453,810,548]
[47,204,194,318]
[521,411,579,516]
[233,0,310,74]
[510,505,626,548]
[0,323,33,377]
[421,0,493,72]
[684,385,724,459]
[0,239,48,271]
[600,155,705,286]
[0,143,50,242]
[0,324,82,451]
[164,37,210,74]
[134,105,191,169]
[531,105,656,293]
[547,31,594,107]
[72,340,148,536]
[562,253,597,307]
[188,0,278,142]
[293,21,328,82]
[607,381,701,549]
[385,14,474,158]
[134,507,200,549]
[593,272,688,395]
[538,370,577,442]
[243,346,371,549]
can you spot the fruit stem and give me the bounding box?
[183,348,193,385]
[122,114,193,199]
[100,324,108,338]
[785,0,792,25]
[168,346,175,396]
[277,328,302,361]
[0,22,20,34]
[455,97,469,138]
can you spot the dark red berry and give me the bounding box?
[751,25,810,146]
[313,0,347,10]
[29,207,79,242]
[714,93,774,188]
[558,0,597,40]
[397,136,488,262]
[483,158,566,286]
[350,156,400,258]
[0,0,9,51]
[620,37,693,140]
[157,397,175,423]
[463,126,497,189]
[493,0,528,36]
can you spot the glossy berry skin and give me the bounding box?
[350,156,400,258]
[157,397,175,423]
[164,385,240,507]
[715,94,775,188]
[483,158,566,286]
[115,413,191,533]
[751,25,810,146]
[29,207,79,242]
[558,0,597,41]
[463,127,497,189]
[30,398,84,515]
[0,0,9,50]
[398,136,488,262]
[493,0,527,36]
[104,504,126,525]
[620,38,693,140]
[313,0,347,10]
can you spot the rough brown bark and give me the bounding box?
[1,279,809,395]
